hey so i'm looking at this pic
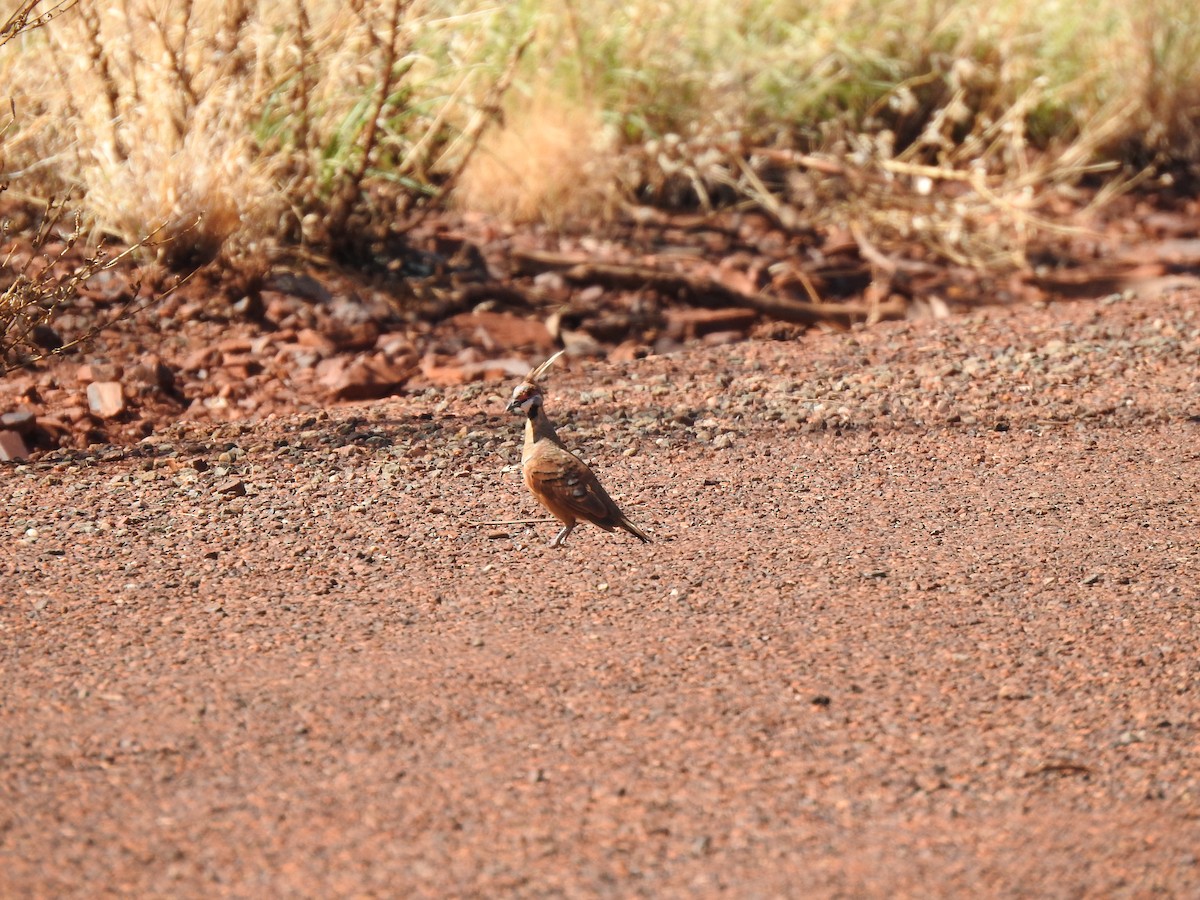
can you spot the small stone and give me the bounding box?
[86,382,125,418]
[609,340,651,364]
[80,361,121,383]
[296,328,337,355]
[998,682,1033,701]
[322,355,410,401]
[0,430,29,461]
[128,354,178,396]
[182,347,216,372]
[213,476,246,497]
[1,409,36,436]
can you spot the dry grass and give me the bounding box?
[1,0,1197,274]
[513,0,1198,268]
[3,0,527,268]
[0,0,1195,385]
[456,90,619,228]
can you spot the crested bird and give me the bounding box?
[506,351,651,548]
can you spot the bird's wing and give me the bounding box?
[526,444,618,529]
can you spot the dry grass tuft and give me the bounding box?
[4,0,524,269]
[7,1,287,269]
[455,92,618,228]
[2,0,1199,275]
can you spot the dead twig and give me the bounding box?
[1024,762,1094,777]
[0,0,77,46]
[327,0,413,244]
[408,29,535,228]
[1,210,201,375]
[849,222,943,279]
[512,249,905,327]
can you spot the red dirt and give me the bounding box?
[3,277,1199,895]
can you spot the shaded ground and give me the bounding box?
[4,190,1200,457]
[2,282,1199,896]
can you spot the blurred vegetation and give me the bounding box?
[0,0,1198,359]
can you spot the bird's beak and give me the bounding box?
[505,398,519,413]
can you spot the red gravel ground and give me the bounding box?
[2,287,1199,897]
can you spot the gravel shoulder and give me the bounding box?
[3,290,1199,897]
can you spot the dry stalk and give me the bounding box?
[212,0,252,82]
[117,0,143,107]
[144,0,199,138]
[326,0,413,245]
[290,0,313,157]
[76,3,125,161]
[0,0,77,45]
[1,202,196,374]
[413,29,535,225]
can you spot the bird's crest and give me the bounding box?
[527,349,565,385]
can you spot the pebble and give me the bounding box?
[1,409,36,436]
[86,382,125,418]
[0,430,29,461]
[213,477,247,497]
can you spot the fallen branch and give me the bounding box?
[849,222,943,279]
[512,250,905,327]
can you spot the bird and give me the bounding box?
[506,350,651,548]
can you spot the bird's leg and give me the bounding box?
[550,523,574,548]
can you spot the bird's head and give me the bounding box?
[506,379,543,415]
[506,350,564,416]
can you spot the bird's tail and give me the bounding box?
[619,516,651,543]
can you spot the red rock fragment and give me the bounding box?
[86,382,126,418]
[77,361,122,383]
[324,320,380,352]
[0,429,29,461]
[608,340,651,364]
[443,311,555,353]
[665,308,758,341]
[213,476,246,497]
[1,408,37,436]
[322,354,413,401]
[296,328,337,357]
[416,354,528,387]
